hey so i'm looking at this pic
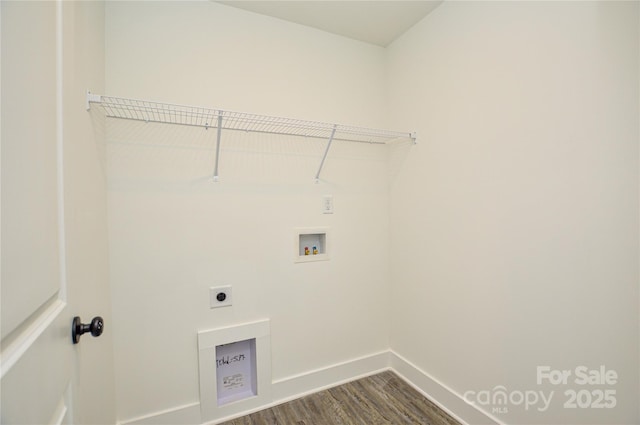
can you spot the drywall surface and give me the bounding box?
[387,2,639,424]
[105,2,392,422]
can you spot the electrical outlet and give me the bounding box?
[322,195,333,214]
[210,286,232,308]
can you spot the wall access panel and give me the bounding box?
[198,320,271,422]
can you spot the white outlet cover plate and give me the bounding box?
[322,195,333,214]
[210,285,232,308]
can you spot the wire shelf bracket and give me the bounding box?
[315,125,337,183]
[213,114,223,182]
[86,90,417,182]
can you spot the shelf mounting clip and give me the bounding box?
[85,90,102,111]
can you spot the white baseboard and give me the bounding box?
[118,351,389,425]
[271,350,390,404]
[118,349,501,425]
[211,350,391,424]
[389,350,502,425]
[118,402,201,425]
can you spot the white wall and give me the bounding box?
[387,2,639,424]
[104,2,639,424]
[105,2,392,422]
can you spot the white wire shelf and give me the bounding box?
[86,91,416,181]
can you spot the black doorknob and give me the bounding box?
[72,316,104,344]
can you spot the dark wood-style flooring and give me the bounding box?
[219,371,462,425]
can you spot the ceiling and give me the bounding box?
[216,1,443,47]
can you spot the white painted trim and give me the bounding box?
[197,320,272,423]
[0,1,2,299]
[50,398,68,425]
[118,350,389,425]
[211,350,389,424]
[0,299,67,378]
[117,402,201,425]
[64,382,74,425]
[271,349,389,403]
[55,0,68,303]
[116,350,503,425]
[389,350,502,425]
[196,319,270,350]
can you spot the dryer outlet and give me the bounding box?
[210,286,232,308]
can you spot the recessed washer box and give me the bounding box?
[294,227,329,263]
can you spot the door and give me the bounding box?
[1,1,115,423]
